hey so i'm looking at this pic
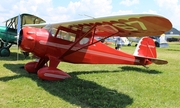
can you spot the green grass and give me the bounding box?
[0,42,180,108]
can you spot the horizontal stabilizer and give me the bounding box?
[150,58,168,65]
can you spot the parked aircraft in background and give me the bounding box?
[0,13,46,57]
[18,14,172,81]
[150,34,169,48]
[113,37,131,46]
[128,34,169,48]
[128,37,141,46]
[95,37,131,46]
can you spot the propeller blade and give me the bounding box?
[17,14,21,60]
[17,14,21,34]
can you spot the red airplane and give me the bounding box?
[18,14,172,81]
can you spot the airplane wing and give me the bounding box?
[3,13,46,29]
[24,14,172,37]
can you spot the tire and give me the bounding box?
[0,47,10,57]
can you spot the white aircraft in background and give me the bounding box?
[128,34,169,48]
[113,37,131,46]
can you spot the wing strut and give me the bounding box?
[61,31,121,58]
[60,24,98,59]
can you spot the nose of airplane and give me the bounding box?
[18,26,36,52]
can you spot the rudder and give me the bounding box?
[133,37,157,58]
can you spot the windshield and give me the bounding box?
[43,24,53,33]
[43,24,58,36]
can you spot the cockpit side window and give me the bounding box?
[44,25,77,42]
[56,30,76,42]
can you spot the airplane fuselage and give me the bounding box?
[19,26,151,66]
[0,26,17,43]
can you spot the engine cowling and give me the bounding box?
[19,26,49,57]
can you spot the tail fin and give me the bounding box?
[133,37,168,65]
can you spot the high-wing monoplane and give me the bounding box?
[18,14,172,81]
[0,13,46,57]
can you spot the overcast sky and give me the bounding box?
[0,0,180,30]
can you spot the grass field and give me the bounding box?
[0,42,180,108]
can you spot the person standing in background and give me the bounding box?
[115,37,122,50]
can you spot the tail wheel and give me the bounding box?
[0,47,10,57]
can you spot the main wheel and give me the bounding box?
[37,67,71,81]
[0,47,10,57]
[24,61,38,73]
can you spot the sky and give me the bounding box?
[0,0,180,30]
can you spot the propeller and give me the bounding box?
[16,14,21,60]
